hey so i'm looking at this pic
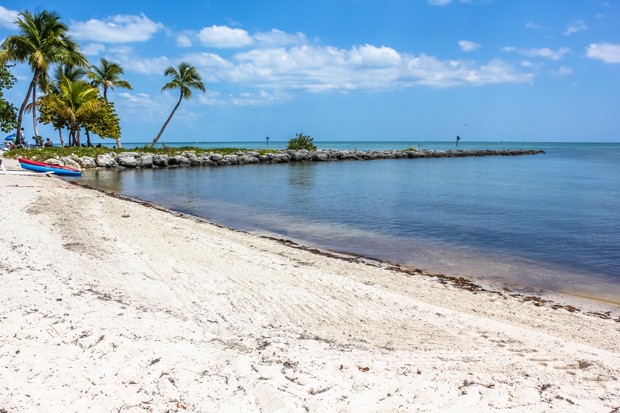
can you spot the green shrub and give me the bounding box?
[286,133,316,151]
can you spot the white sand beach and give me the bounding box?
[1,161,619,412]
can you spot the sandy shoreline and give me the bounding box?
[1,162,619,412]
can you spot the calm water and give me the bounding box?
[81,142,620,302]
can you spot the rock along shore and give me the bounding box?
[50,148,545,170]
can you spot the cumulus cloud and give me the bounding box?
[185,44,532,92]
[459,40,481,52]
[108,46,171,75]
[0,5,18,29]
[81,43,106,56]
[503,46,570,61]
[116,91,173,121]
[586,42,620,63]
[564,19,587,36]
[198,25,253,48]
[70,14,163,43]
[254,29,307,47]
[196,90,292,107]
[176,34,192,48]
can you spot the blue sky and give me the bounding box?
[1,0,619,143]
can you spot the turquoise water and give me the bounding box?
[81,142,620,302]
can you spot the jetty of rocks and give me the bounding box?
[49,148,545,170]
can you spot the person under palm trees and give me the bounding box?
[150,62,205,148]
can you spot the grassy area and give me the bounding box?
[3,146,278,159]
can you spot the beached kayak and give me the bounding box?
[18,158,82,177]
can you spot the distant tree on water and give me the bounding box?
[287,133,317,151]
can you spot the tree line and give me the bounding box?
[0,9,205,148]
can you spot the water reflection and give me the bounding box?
[287,163,317,209]
[288,163,316,189]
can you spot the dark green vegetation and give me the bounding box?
[3,145,276,159]
[287,133,317,151]
[0,63,17,133]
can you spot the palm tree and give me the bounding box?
[150,62,205,148]
[40,77,101,146]
[88,58,132,101]
[41,64,88,146]
[88,58,132,148]
[0,10,86,142]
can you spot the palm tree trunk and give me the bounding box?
[86,129,91,147]
[16,76,36,145]
[32,86,39,138]
[149,94,182,148]
[102,86,122,148]
[58,128,64,147]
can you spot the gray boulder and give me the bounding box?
[117,155,138,168]
[80,157,96,169]
[137,154,154,168]
[152,155,169,167]
[61,157,82,170]
[44,158,63,166]
[168,155,190,166]
[97,154,117,168]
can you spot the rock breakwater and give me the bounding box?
[49,149,545,170]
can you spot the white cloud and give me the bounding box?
[525,21,539,30]
[176,34,192,48]
[222,45,531,91]
[231,90,292,106]
[459,40,481,52]
[109,46,171,74]
[348,44,402,66]
[0,5,18,29]
[70,14,164,43]
[555,66,573,76]
[179,52,233,82]
[586,42,620,63]
[198,91,225,106]
[428,0,452,5]
[564,19,587,36]
[198,25,253,48]
[116,91,172,122]
[254,29,307,47]
[81,43,106,56]
[503,46,570,61]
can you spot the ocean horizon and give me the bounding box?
[80,141,620,303]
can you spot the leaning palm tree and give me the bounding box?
[88,58,132,148]
[149,62,205,148]
[0,10,86,141]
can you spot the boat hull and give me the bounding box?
[19,158,82,176]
